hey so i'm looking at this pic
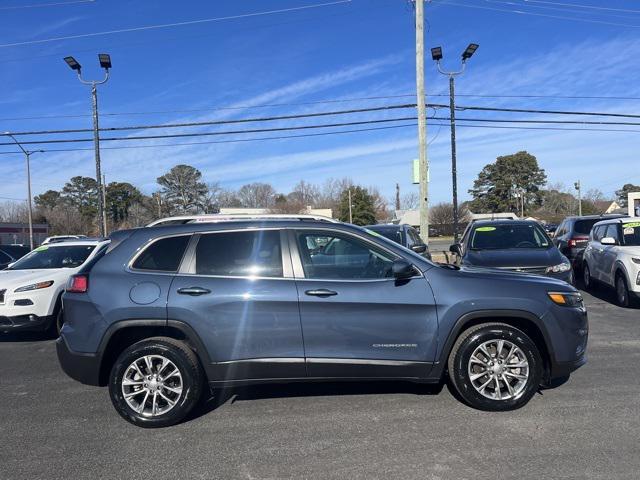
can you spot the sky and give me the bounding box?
[1,0,639,208]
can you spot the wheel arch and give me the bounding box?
[97,319,210,386]
[436,310,554,382]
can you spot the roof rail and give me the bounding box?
[146,213,340,227]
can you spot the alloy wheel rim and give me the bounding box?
[122,355,183,417]
[467,339,530,401]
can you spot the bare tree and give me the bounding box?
[368,185,391,223]
[400,192,420,210]
[238,183,276,208]
[0,201,29,223]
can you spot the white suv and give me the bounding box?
[0,239,108,335]
[583,217,640,307]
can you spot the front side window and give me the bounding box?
[132,235,190,272]
[605,224,620,242]
[592,226,605,242]
[8,245,96,270]
[297,231,395,280]
[470,224,550,250]
[195,230,283,277]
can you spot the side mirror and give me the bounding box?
[411,244,427,254]
[600,237,617,246]
[392,259,416,279]
[449,244,462,255]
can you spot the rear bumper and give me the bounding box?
[56,335,102,386]
[0,314,53,332]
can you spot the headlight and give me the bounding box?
[14,280,54,293]
[546,260,571,273]
[548,291,583,307]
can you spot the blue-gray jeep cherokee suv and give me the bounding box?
[57,220,588,427]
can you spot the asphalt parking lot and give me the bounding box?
[1,288,639,480]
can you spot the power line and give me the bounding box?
[0,123,418,154]
[2,118,640,154]
[523,0,640,14]
[0,0,352,48]
[434,0,640,28]
[0,116,418,145]
[483,0,636,19]
[3,104,416,136]
[0,0,95,10]
[4,92,640,122]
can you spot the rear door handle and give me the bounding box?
[305,289,338,297]
[177,287,211,296]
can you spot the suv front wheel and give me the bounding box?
[109,337,204,428]
[447,323,542,411]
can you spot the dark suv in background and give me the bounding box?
[553,215,627,272]
[57,219,587,427]
[364,223,431,259]
[450,220,574,284]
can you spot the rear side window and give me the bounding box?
[132,235,190,272]
[574,219,598,235]
[195,230,283,277]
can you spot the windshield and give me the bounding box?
[8,245,95,270]
[621,222,640,246]
[470,224,551,250]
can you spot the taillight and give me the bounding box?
[66,274,88,293]
[568,236,589,248]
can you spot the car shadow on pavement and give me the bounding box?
[0,331,55,342]
[185,381,445,423]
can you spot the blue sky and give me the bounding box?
[1,0,639,206]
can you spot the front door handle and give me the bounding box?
[177,287,211,296]
[305,289,338,297]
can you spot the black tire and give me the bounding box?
[109,337,204,428]
[582,263,593,290]
[615,272,631,308]
[447,323,543,411]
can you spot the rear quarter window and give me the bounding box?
[132,235,190,272]
[574,219,599,235]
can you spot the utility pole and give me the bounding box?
[63,54,112,237]
[574,181,582,216]
[415,0,429,242]
[3,133,43,250]
[395,183,401,211]
[431,43,479,243]
[102,174,108,235]
[348,188,353,223]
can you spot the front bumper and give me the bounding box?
[56,335,102,386]
[542,304,588,381]
[0,314,53,332]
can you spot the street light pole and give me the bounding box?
[431,43,479,243]
[574,180,582,216]
[3,132,43,250]
[63,54,111,237]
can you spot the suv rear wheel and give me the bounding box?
[447,323,542,411]
[109,337,204,428]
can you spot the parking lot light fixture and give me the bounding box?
[98,53,111,70]
[63,56,81,71]
[62,53,112,237]
[431,46,443,62]
[431,42,479,243]
[462,43,479,61]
